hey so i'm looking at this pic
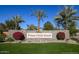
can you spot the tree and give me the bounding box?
[27,24,37,30]
[11,15,24,30]
[55,6,79,30]
[5,20,16,30]
[43,21,54,30]
[0,15,24,30]
[0,20,16,30]
[68,21,77,36]
[0,23,6,31]
[32,10,46,32]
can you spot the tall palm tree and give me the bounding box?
[11,15,24,30]
[55,6,79,30]
[32,10,46,32]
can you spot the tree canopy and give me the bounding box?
[43,21,54,30]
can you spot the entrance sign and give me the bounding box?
[8,30,70,43]
[27,33,52,38]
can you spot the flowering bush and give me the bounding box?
[56,32,65,40]
[13,32,25,40]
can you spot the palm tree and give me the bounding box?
[32,10,46,32]
[5,20,15,30]
[0,15,24,31]
[11,15,24,30]
[55,6,79,30]
[0,23,6,31]
[3,16,24,30]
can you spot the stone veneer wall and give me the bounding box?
[8,30,70,43]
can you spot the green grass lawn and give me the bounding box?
[0,43,79,54]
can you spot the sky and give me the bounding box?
[0,5,79,29]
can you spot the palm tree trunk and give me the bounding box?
[38,17,40,32]
[64,17,67,30]
[65,20,68,30]
[15,20,17,30]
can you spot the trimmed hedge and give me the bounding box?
[13,32,25,40]
[56,32,65,40]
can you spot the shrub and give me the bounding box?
[56,32,65,40]
[0,30,3,34]
[13,32,25,40]
[0,34,5,42]
[0,30,5,42]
